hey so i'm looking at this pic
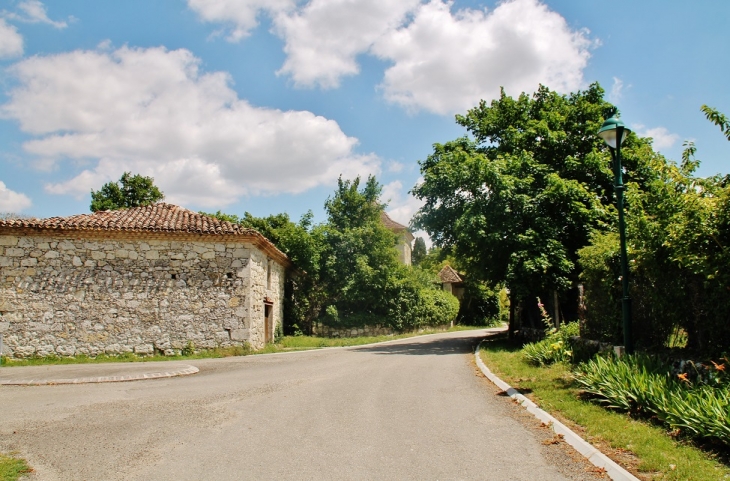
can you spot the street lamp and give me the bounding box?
[598,112,633,354]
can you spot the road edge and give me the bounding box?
[0,365,199,386]
[474,339,639,481]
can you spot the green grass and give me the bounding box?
[479,334,730,481]
[0,453,31,481]
[1,325,487,367]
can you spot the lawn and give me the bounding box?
[479,334,730,481]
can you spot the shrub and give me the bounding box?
[522,297,579,366]
[574,354,730,447]
[456,280,501,326]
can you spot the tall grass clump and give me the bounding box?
[522,297,579,366]
[574,354,730,448]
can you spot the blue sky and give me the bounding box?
[1,0,728,233]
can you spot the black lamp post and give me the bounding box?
[598,113,633,354]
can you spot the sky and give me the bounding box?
[1,0,729,236]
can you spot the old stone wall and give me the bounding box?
[312,323,452,338]
[0,233,286,358]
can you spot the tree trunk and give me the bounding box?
[508,293,516,340]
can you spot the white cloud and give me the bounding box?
[609,77,624,103]
[0,181,32,212]
[4,0,68,29]
[187,0,293,41]
[387,161,404,173]
[274,0,420,88]
[1,46,380,207]
[372,0,593,114]
[188,0,593,114]
[633,124,680,151]
[0,18,23,58]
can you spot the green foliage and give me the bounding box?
[574,354,730,447]
[411,237,427,266]
[498,288,510,324]
[90,172,164,212]
[181,341,195,357]
[382,267,460,330]
[413,83,618,315]
[522,299,579,366]
[209,175,458,333]
[578,111,730,354]
[701,104,730,141]
[0,453,32,481]
[481,337,730,480]
[456,280,501,326]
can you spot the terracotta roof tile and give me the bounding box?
[0,203,255,235]
[380,211,415,241]
[438,265,463,284]
[0,203,291,267]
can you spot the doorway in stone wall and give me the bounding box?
[264,303,273,344]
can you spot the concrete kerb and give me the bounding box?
[474,338,639,481]
[0,365,199,386]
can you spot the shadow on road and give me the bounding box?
[350,335,480,356]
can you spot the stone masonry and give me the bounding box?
[0,204,290,358]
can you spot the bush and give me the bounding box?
[574,354,730,447]
[523,322,580,366]
[522,297,579,366]
[384,268,460,330]
[456,280,501,326]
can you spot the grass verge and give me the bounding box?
[479,333,730,481]
[1,325,488,367]
[0,453,31,481]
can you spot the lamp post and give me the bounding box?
[598,113,633,354]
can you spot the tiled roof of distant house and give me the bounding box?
[0,203,291,267]
[438,265,463,284]
[380,211,415,242]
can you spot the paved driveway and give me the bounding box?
[1,330,602,480]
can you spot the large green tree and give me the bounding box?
[412,83,654,329]
[90,172,164,212]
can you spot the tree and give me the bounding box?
[206,175,460,333]
[320,176,403,322]
[701,104,730,141]
[411,237,427,266]
[413,84,622,328]
[90,172,164,212]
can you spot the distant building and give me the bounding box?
[438,265,465,299]
[380,211,414,265]
[0,203,290,358]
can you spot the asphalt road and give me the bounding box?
[1,330,604,480]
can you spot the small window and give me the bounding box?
[171,273,178,280]
[226,272,233,279]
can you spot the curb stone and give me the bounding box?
[475,340,639,481]
[0,365,199,386]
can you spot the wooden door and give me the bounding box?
[264,304,272,343]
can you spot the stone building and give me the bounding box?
[380,212,414,265]
[0,204,291,358]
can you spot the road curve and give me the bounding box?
[0,330,603,480]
